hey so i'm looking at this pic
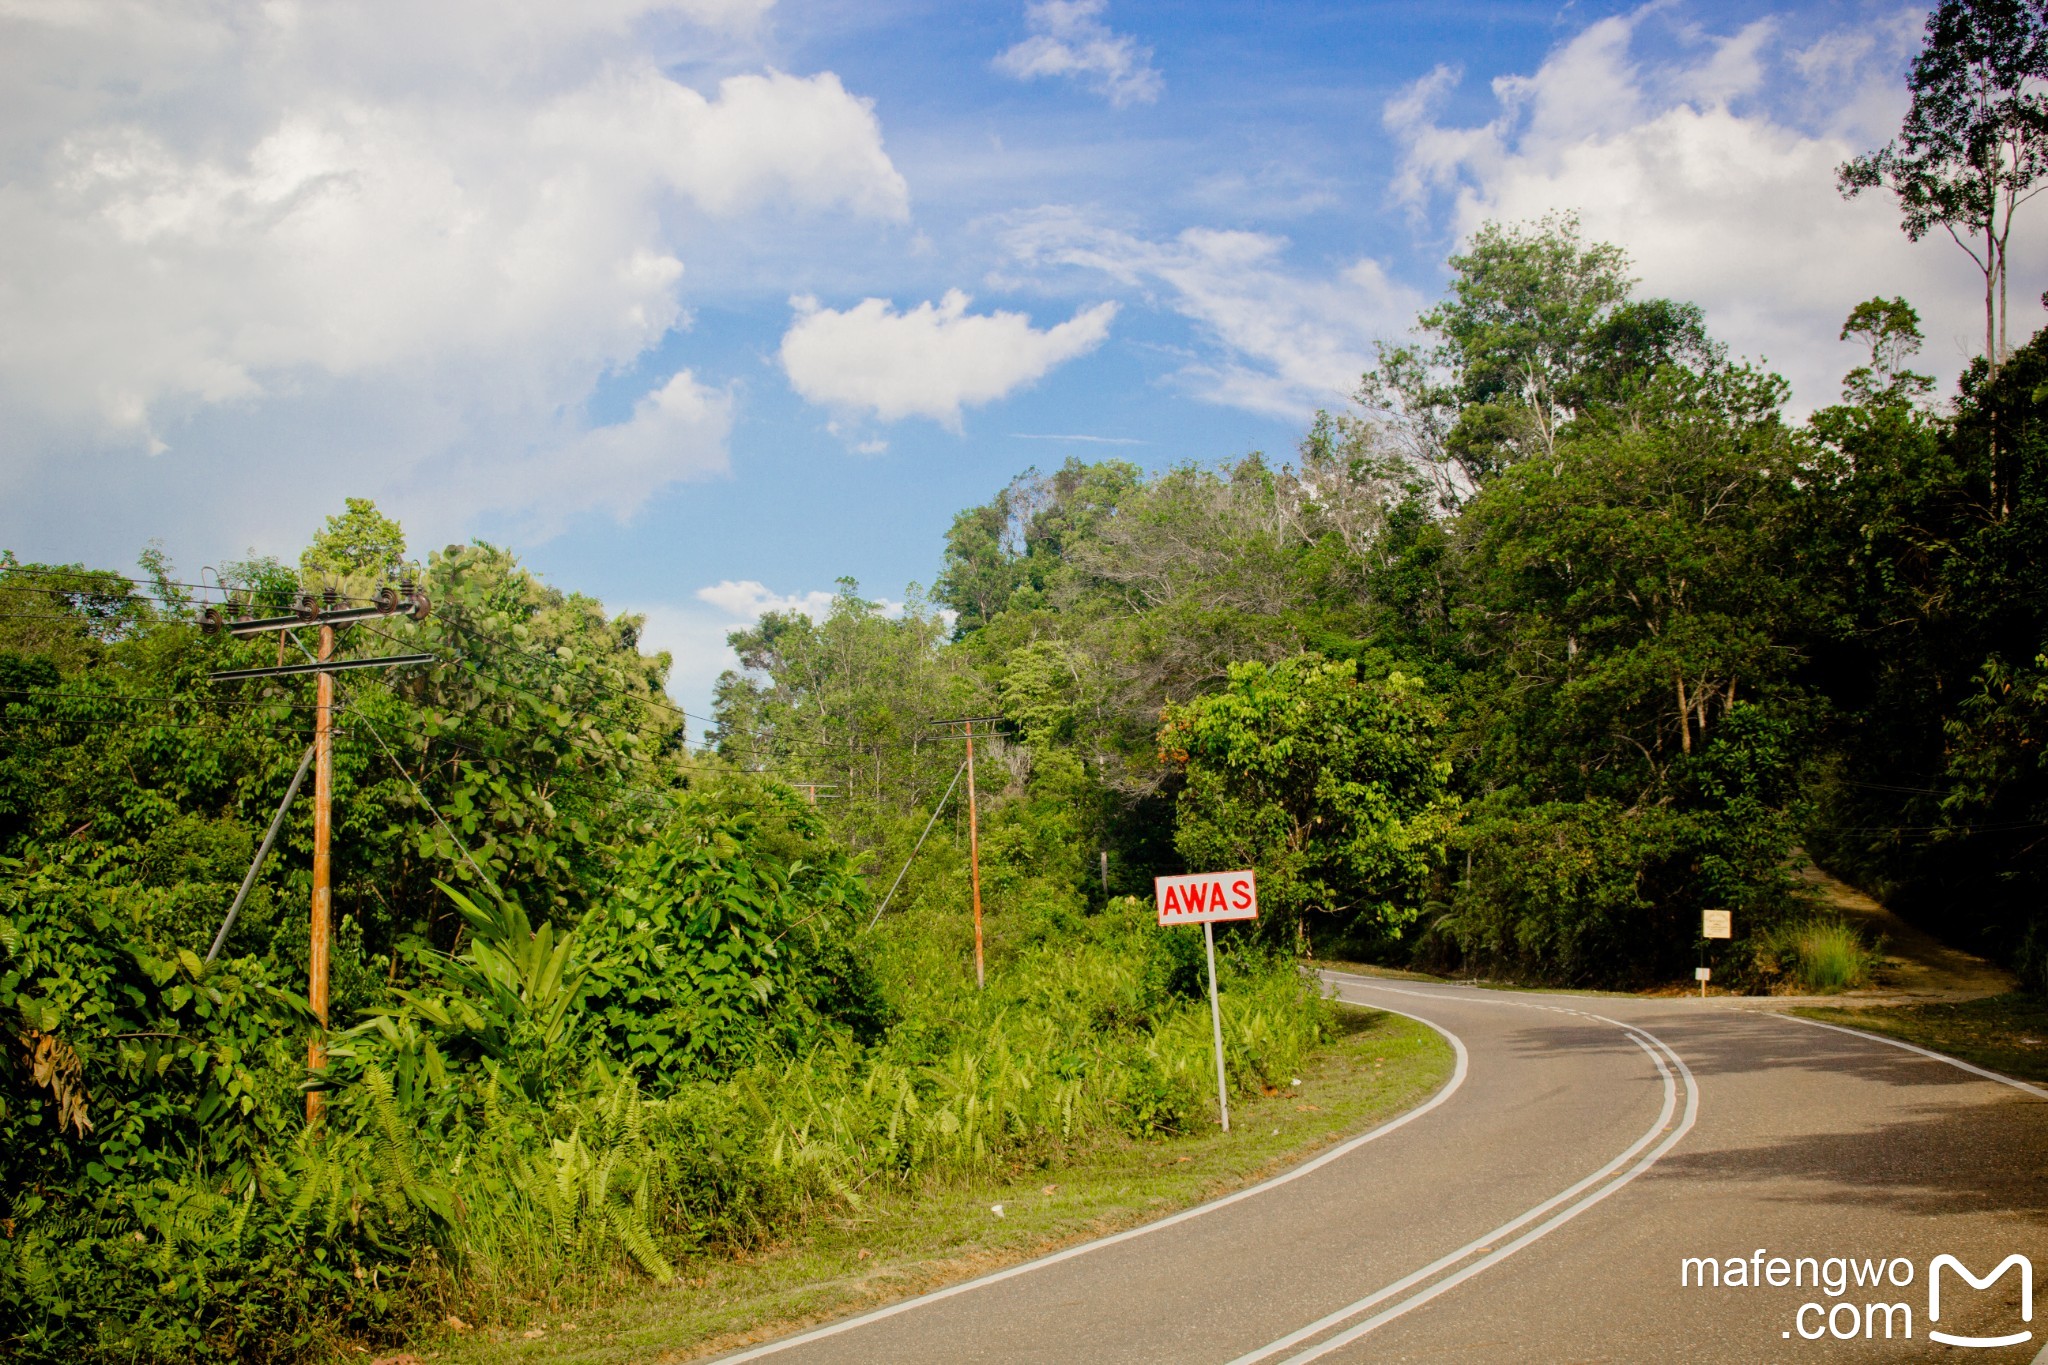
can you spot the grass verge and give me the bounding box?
[408,1003,1450,1365]
[1794,993,2048,1085]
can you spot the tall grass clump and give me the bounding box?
[1751,917,1882,993]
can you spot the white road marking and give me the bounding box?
[1773,1012,2048,1099]
[1781,1011,2048,1365]
[1228,977,1701,1364]
[710,998,1470,1362]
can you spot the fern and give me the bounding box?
[361,1065,420,1222]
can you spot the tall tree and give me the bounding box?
[1839,0,2048,370]
[300,496,410,584]
[1357,214,1716,497]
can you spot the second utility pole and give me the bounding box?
[965,718,984,990]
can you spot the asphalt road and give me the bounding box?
[716,974,2048,1363]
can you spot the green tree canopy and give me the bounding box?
[300,497,409,584]
[1159,655,1458,949]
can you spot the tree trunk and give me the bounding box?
[1675,674,1692,755]
[1984,217,1998,374]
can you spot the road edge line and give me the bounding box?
[1772,1013,2048,1099]
[709,1001,1470,1362]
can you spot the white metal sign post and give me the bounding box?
[1699,909,1732,996]
[1155,870,1258,1132]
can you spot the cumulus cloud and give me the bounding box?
[779,290,1116,426]
[0,0,906,544]
[1002,210,1423,419]
[995,0,1162,108]
[440,371,734,537]
[695,579,844,620]
[1382,9,2048,410]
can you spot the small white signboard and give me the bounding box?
[1695,966,1713,982]
[1702,910,1732,940]
[1155,870,1259,925]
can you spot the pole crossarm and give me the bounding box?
[208,653,436,682]
[205,586,430,638]
[926,715,1006,740]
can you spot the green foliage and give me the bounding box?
[1804,326,2048,984]
[299,498,409,585]
[1160,655,1458,950]
[1751,918,1883,993]
[580,790,884,1087]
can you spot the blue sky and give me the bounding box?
[2,0,2042,719]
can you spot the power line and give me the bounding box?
[0,685,324,711]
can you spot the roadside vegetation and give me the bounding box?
[5,9,2046,1356]
[434,1004,1446,1364]
[1750,919,1885,994]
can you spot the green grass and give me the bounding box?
[1795,993,2048,1084]
[1754,917,1882,993]
[406,1004,1451,1364]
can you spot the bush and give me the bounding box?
[1429,708,1806,988]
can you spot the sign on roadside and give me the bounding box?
[1702,909,1732,940]
[1155,869,1257,1136]
[1154,870,1258,926]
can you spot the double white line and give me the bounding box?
[1231,978,1701,1363]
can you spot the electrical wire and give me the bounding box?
[350,709,507,899]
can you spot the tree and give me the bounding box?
[300,497,410,584]
[1838,297,1936,407]
[1159,655,1458,950]
[1455,362,1802,798]
[1839,0,2048,370]
[1357,214,1715,496]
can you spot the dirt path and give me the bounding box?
[1773,851,2016,1003]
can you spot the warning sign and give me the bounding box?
[1155,870,1258,926]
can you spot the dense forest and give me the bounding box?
[6,5,2048,1348]
[723,216,2048,995]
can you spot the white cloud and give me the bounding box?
[0,0,905,538]
[779,290,1116,427]
[1383,9,2048,411]
[696,579,844,620]
[444,370,734,535]
[1002,210,1424,418]
[995,0,1162,108]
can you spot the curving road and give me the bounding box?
[716,973,2048,1363]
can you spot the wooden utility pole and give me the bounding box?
[203,584,433,1128]
[307,622,334,1124]
[965,719,984,990]
[929,716,1002,989]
